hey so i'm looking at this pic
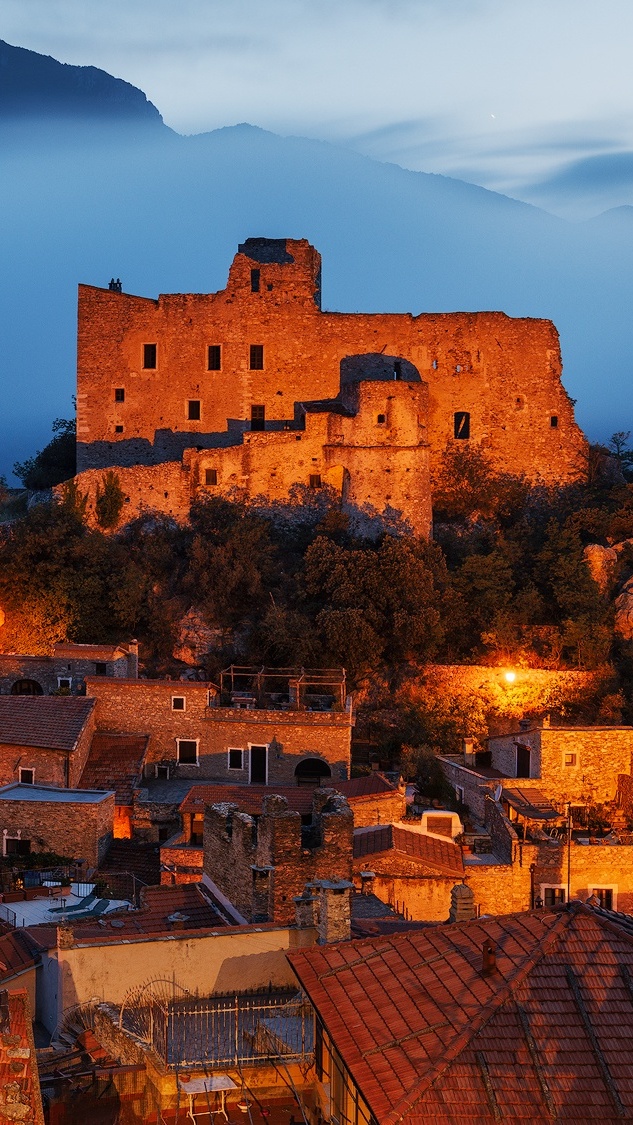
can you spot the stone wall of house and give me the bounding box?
[534,839,633,913]
[86,678,352,785]
[347,790,407,828]
[0,710,95,790]
[203,791,354,925]
[76,239,587,496]
[0,790,114,867]
[0,652,134,696]
[488,726,633,805]
[617,774,633,819]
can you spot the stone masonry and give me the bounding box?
[72,237,587,531]
[204,790,354,925]
[0,783,114,867]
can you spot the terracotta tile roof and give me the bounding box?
[353,825,464,877]
[79,732,148,805]
[0,696,95,751]
[180,784,315,817]
[337,774,397,799]
[0,930,37,984]
[289,903,633,1124]
[54,642,127,661]
[71,883,228,938]
[0,988,45,1125]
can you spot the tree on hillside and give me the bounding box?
[13,416,76,489]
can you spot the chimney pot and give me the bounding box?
[482,939,497,976]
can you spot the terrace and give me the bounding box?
[210,666,350,714]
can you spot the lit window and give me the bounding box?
[208,345,221,371]
[114,388,125,402]
[205,469,218,486]
[177,739,198,764]
[172,696,186,711]
[228,748,244,770]
[250,345,264,370]
[188,400,201,421]
[143,343,157,369]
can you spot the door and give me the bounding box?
[250,745,268,784]
[516,744,531,778]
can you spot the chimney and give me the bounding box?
[167,912,189,931]
[448,882,475,923]
[482,939,497,976]
[293,884,319,929]
[57,923,74,949]
[518,718,530,731]
[463,738,476,767]
[541,713,551,729]
[127,639,139,679]
[314,879,353,944]
[359,871,376,896]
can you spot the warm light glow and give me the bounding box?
[504,671,517,683]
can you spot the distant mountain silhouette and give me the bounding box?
[1,42,633,479]
[0,39,164,127]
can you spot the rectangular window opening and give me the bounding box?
[205,469,218,486]
[143,343,157,369]
[228,748,244,770]
[454,411,470,440]
[94,662,107,676]
[251,404,265,431]
[309,473,322,489]
[5,837,31,856]
[177,739,198,764]
[251,269,261,293]
[551,415,559,428]
[250,345,264,371]
[377,414,386,425]
[564,751,577,767]
[207,345,222,371]
[590,887,614,910]
[543,886,566,907]
[172,696,186,711]
[188,400,201,421]
[19,768,34,785]
[115,425,124,433]
[114,388,125,402]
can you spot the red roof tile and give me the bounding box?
[79,732,148,805]
[54,642,127,660]
[0,930,36,984]
[0,988,44,1125]
[70,883,228,938]
[353,825,464,877]
[289,904,633,1124]
[0,696,95,751]
[180,784,315,817]
[337,774,397,799]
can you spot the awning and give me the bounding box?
[501,787,562,821]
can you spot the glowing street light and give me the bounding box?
[504,670,516,684]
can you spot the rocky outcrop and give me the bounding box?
[172,607,219,666]
[615,577,633,640]
[584,543,618,593]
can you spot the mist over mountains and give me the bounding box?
[1,39,632,481]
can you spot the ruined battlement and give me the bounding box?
[73,238,588,531]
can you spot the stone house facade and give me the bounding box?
[203,791,354,925]
[0,783,114,868]
[0,697,96,789]
[85,676,352,785]
[0,642,138,697]
[72,237,587,530]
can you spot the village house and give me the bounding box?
[0,782,115,868]
[0,696,96,789]
[0,640,139,697]
[288,900,633,1124]
[70,237,587,531]
[84,665,353,789]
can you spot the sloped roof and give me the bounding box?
[0,696,95,751]
[79,732,148,805]
[353,825,464,877]
[54,642,128,661]
[180,784,315,817]
[289,903,633,1124]
[0,929,37,984]
[337,773,397,799]
[0,989,44,1125]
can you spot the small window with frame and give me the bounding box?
[172,696,186,712]
[177,739,198,764]
[19,768,34,785]
[250,345,264,371]
[228,748,244,771]
[188,400,201,421]
[57,676,72,691]
[542,885,566,907]
[563,751,578,768]
[589,886,616,910]
[143,343,157,369]
[208,345,222,371]
[205,468,218,486]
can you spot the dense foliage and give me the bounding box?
[2,444,633,721]
[13,417,76,489]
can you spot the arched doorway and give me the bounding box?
[294,758,332,787]
[11,679,43,696]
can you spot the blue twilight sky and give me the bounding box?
[2,0,633,217]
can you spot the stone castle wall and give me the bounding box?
[73,237,587,529]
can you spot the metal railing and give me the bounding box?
[122,989,314,1070]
